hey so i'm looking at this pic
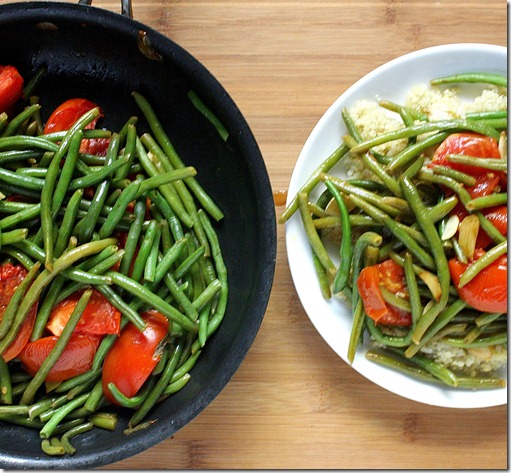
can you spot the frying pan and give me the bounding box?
[0,0,276,468]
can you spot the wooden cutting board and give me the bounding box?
[7,0,507,468]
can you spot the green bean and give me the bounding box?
[8,238,117,354]
[52,130,82,217]
[1,104,41,137]
[0,261,40,340]
[129,339,184,427]
[347,231,383,363]
[0,203,40,230]
[458,240,507,288]
[149,189,184,240]
[97,177,142,239]
[0,165,46,190]
[0,135,59,153]
[39,393,89,439]
[130,219,158,283]
[475,312,503,327]
[312,253,331,299]
[444,331,507,348]
[41,146,64,269]
[115,123,137,181]
[41,438,65,456]
[153,237,188,284]
[68,155,127,192]
[400,177,450,343]
[280,143,350,223]
[298,192,336,277]
[107,271,197,332]
[160,373,191,397]
[141,134,210,255]
[378,100,429,122]
[20,290,93,405]
[197,209,228,335]
[173,245,205,281]
[78,135,121,243]
[447,153,507,172]
[404,298,467,358]
[466,192,507,211]
[0,356,12,404]
[431,164,477,187]
[136,138,193,228]
[351,119,500,155]
[161,272,199,321]
[361,152,402,196]
[54,189,83,258]
[324,180,352,293]
[144,223,161,283]
[322,173,404,218]
[106,377,155,409]
[187,90,229,141]
[118,198,146,277]
[133,91,224,221]
[430,72,507,87]
[95,285,146,332]
[349,194,434,270]
[60,422,94,455]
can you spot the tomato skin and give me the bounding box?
[449,250,508,313]
[356,259,411,327]
[46,289,121,337]
[43,98,110,155]
[430,132,501,176]
[0,65,24,114]
[43,98,99,134]
[102,311,169,405]
[0,263,38,362]
[18,334,101,382]
[475,205,508,249]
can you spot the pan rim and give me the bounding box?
[0,1,276,469]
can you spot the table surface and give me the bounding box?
[9,0,510,469]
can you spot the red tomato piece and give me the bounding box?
[430,132,501,177]
[449,249,507,313]
[18,334,101,382]
[43,98,110,156]
[475,205,508,249]
[46,289,121,337]
[0,263,38,362]
[0,65,24,114]
[102,310,169,405]
[356,259,411,327]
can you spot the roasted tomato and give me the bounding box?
[430,132,505,202]
[43,98,110,155]
[430,132,501,176]
[102,310,169,404]
[0,263,38,362]
[0,65,24,114]
[46,289,121,337]
[475,205,508,249]
[356,259,411,327]
[449,249,507,313]
[18,334,101,382]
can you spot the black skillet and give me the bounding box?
[0,0,276,468]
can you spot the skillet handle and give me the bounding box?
[78,0,133,18]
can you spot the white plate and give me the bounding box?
[285,43,507,408]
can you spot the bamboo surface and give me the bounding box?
[5,0,509,469]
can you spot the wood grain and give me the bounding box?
[3,0,507,468]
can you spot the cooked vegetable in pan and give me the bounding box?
[281,72,507,389]
[0,66,228,455]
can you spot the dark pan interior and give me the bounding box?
[0,2,276,469]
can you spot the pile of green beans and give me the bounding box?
[281,72,507,389]
[0,85,229,456]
